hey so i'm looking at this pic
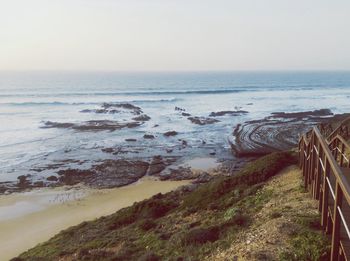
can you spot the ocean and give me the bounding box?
[1,71,350,183]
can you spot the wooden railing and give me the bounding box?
[299,126,350,261]
[327,117,350,142]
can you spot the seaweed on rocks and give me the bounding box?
[163,131,178,137]
[132,115,151,121]
[143,134,155,139]
[57,160,150,188]
[42,120,143,132]
[209,110,249,117]
[81,103,143,115]
[187,117,219,125]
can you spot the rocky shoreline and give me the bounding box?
[1,102,347,196]
[0,155,220,194]
[229,109,350,157]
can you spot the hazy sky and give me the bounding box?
[1,0,349,71]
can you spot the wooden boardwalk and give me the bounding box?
[299,120,350,261]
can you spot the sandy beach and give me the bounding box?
[0,178,189,261]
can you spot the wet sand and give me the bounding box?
[0,178,189,261]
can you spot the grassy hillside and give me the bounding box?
[14,152,330,261]
[209,165,330,260]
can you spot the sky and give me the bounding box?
[0,0,349,71]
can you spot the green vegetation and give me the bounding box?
[279,213,330,261]
[14,151,329,261]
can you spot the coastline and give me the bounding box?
[0,177,189,261]
[1,82,349,260]
[2,111,344,260]
[2,107,342,195]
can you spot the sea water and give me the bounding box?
[1,71,350,183]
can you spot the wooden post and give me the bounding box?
[301,140,305,174]
[321,158,330,228]
[318,147,324,212]
[315,141,321,200]
[310,136,317,196]
[308,135,314,191]
[305,143,311,188]
[299,139,303,169]
[340,143,345,167]
[334,139,339,160]
[309,142,313,188]
[304,144,308,187]
[330,182,343,261]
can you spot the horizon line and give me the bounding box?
[1,69,350,73]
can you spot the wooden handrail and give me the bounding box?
[314,128,350,203]
[299,126,350,261]
[327,116,350,141]
[328,134,350,168]
[328,135,350,148]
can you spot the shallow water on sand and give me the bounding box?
[182,157,219,171]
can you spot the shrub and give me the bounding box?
[139,219,157,231]
[108,195,178,230]
[75,248,113,260]
[222,207,250,227]
[134,197,179,219]
[137,252,161,261]
[183,226,220,245]
[236,151,297,183]
[295,214,322,230]
[108,207,136,230]
[223,207,239,221]
[269,210,282,219]
[230,213,250,226]
[279,230,330,261]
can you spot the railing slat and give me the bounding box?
[338,206,350,240]
[331,183,342,261]
[326,177,336,200]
